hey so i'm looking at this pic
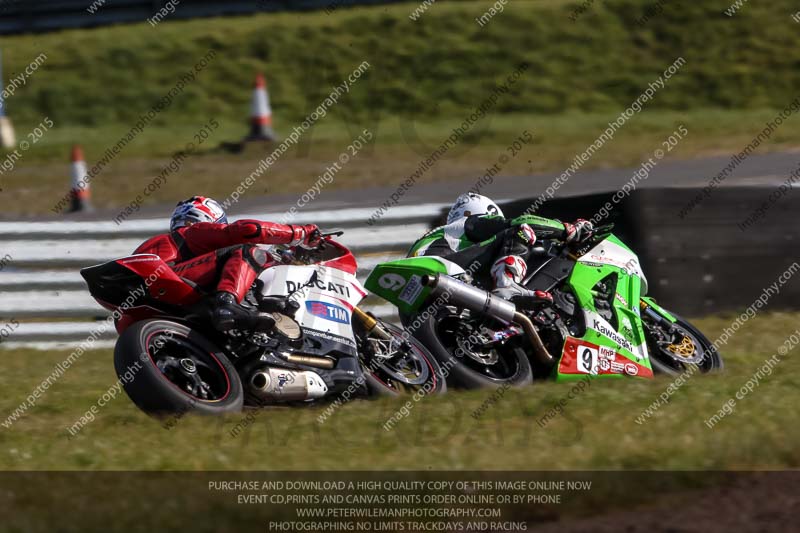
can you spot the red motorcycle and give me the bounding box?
[81,231,445,416]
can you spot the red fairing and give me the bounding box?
[559,337,654,379]
[117,256,200,306]
[320,239,358,275]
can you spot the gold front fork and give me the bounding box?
[353,306,392,340]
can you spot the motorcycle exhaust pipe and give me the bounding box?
[249,368,328,402]
[421,274,517,322]
[421,274,554,366]
[511,312,555,366]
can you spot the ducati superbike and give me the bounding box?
[81,231,444,416]
[366,220,723,388]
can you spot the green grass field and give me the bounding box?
[5,0,799,127]
[1,310,797,471]
[2,0,800,214]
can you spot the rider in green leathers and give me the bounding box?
[407,193,594,304]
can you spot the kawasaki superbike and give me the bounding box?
[366,220,723,388]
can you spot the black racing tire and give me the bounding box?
[412,308,533,389]
[114,319,244,416]
[361,320,447,397]
[645,312,724,376]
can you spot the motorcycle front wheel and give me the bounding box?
[642,311,723,376]
[357,319,447,396]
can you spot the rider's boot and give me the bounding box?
[490,255,553,307]
[212,291,275,333]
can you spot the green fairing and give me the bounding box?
[364,257,455,314]
[554,234,653,381]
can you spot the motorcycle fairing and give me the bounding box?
[558,337,654,379]
[258,265,366,353]
[364,256,466,314]
[80,254,202,332]
[576,235,648,294]
[556,235,653,381]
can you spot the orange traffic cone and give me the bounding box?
[68,144,92,213]
[245,73,277,142]
[0,50,16,149]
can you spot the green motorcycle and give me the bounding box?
[365,221,723,388]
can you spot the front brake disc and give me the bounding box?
[663,333,704,364]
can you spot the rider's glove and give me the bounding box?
[563,219,594,244]
[299,224,323,249]
[289,224,321,248]
[515,223,536,245]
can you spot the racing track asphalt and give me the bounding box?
[10,150,798,223]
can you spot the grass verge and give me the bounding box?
[0,310,797,470]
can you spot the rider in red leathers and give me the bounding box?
[134,196,321,332]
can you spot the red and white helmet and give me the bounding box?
[170,196,228,231]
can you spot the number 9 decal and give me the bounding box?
[378,273,406,291]
[576,346,598,375]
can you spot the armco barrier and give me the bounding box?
[0,204,438,345]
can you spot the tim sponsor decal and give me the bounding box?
[306,300,350,324]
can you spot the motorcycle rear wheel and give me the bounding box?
[410,307,533,389]
[114,319,244,416]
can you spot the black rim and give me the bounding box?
[361,323,436,393]
[366,340,434,393]
[645,321,717,374]
[437,314,522,382]
[145,331,231,401]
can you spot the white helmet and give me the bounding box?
[446,193,503,224]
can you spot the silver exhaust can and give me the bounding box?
[421,274,517,323]
[249,368,328,402]
[422,273,555,365]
